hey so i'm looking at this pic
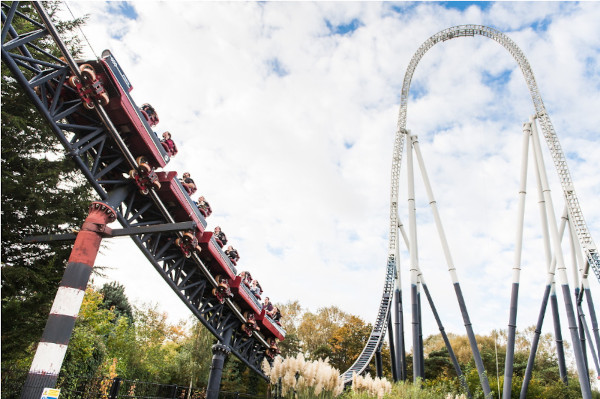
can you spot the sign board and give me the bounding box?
[41,388,60,399]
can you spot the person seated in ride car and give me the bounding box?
[262,297,274,313]
[180,172,196,195]
[141,103,159,127]
[250,279,261,299]
[225,245,239,263]
[160,131,178,156]
[240,271,252,287]
[271,306,282,324]
[195,195,212,217]
[213,226,227,247]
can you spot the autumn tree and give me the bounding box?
[328,315,371,371]
[296,306,353,359]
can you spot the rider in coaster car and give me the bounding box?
[213,226,227,247]
[141,103,159,127]
[225,245,239,264]
[160,131,178,157]
[180,172,197,195]
[195,195,212,217]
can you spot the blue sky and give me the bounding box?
[64,1,600,380]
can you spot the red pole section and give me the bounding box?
[21,201,116,399]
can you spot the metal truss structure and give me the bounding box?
[1,1,270,379]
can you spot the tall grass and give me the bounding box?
[262,354,344,398]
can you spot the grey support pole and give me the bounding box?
[550,291,568,383]
[584,286,600,367]
[521,178,570,396]
[375,348,383,378]
[421,279,471,397]
[503,122,531,398]
[418,286,425,379]
[393,285,406,381]
[206,328,234,399]
[396,220,408,381]
[388,315,398,381]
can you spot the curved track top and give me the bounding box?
[342,24,599,383]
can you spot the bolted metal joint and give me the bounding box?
[212,343,231,356]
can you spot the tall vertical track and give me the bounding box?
[343,24,599,384]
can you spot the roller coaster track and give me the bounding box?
[1,1,276,379]
[343,24,599,383]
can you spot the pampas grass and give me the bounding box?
[351,373,392,399]
[262,354,344,398]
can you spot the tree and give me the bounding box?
[58,287,117,390]
[1,2,92,368]
[276,300,303,357]
[296,306,352,358]
[100,282,134,322]
[328,315,371,371]
[172,320,214,389]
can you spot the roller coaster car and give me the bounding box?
[212,275,233,304]
[155,171,208,231]
[68,50,170,169]
[230,276,263,315]
[257,308,286,342]
[198,232,238,281]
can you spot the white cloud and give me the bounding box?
[60,0,599,377]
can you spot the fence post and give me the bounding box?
[108,377,122,399]
[170,384,178,398]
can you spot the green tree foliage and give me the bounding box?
[276,300,303,357]
[100,282,134,322]
[172,321,214,389]
[1,2,92,367]
[58,288,117,391]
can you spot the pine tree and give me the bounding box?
[99,282,134,322]
[1,2,92,367]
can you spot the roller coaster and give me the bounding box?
[2,3,283,398]
[2,3,599,399]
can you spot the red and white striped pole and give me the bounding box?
[21,201,117,399]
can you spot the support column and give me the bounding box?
[21,200,118,399]
[206,328,233,399]
[375,348,383,378]
[388,316,398,381]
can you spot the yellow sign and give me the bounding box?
[41,388,60,399]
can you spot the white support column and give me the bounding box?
[411,134,492,398]
[530,115,592,398]
[503,122,531,398]
[406,132,422,382]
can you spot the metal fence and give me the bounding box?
[1,369,264,399]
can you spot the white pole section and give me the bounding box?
[503,122,531,399]
[411,134,492,398]
[410,135,458,283]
